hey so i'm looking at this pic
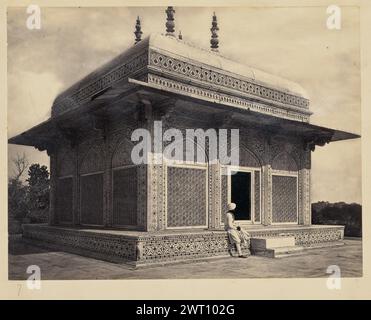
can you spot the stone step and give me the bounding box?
[250,236,296,250]
[250,236,305,258]
[252,245,304,258]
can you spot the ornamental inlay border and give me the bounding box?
[149,50,310,109]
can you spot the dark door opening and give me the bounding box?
[231,171,251,221]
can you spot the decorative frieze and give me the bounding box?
[149,50,310,109]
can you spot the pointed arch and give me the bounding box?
[239,143,262,168]
[79,143,105,174]
[272,152,298,171]
[111,137,135,168]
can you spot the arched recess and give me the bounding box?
[111,137,138,227]
[111,137,135,168]
[239,144,262,168]
[272,152,298,171]
[79,143,105,174]
[162,133,209,164]
[79,143,105,226]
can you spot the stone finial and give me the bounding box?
[134,16,143,44]
[210,12,219,51]
[178,30,183,40]
[165,6,175,36]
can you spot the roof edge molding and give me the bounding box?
[51,33,310,121]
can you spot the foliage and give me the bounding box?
[312,202,362,237]
[26,164,50,214]
[8,154,50,233]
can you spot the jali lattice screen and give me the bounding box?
[56,177,73,223]
[112,167,137,226]
[167,166,207,227]
[272,175,298,223]
[80,173,103,226]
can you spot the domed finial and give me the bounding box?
[210,12,219,51]
[165,6,175,36]
[178,30,182,40]
[134,16,143,44]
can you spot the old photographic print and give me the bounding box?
[2,0,368,301]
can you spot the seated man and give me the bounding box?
[225,203,250,258]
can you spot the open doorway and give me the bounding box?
[230,171,252,221]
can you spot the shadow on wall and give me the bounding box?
[312,202,362,237]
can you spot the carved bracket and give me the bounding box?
[304,135,332,152]
[34,141,55,156]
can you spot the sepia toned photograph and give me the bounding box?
[5,2,363,287]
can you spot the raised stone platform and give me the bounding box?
[22,224,345,267]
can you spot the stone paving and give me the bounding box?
[8,239,362,280]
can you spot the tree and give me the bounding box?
[8,153,29,233]
[11,152,29,181]
[26,164,50,222]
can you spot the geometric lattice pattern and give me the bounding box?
[56,177,73,224]
[140,232,249,262]
[167,166,207,227]
[254,171,261,223]
[22,224,136,262]
[112,167,137,226]
[80,173,103,226]
[272,175,298,223]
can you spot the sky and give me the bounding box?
[7,6,361,204]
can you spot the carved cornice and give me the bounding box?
[147,74,310,122]
[149,49,310,110]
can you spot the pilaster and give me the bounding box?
[261,164,272,226]
[208,161,223,229]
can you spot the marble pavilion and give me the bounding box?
[9,8,359,266]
